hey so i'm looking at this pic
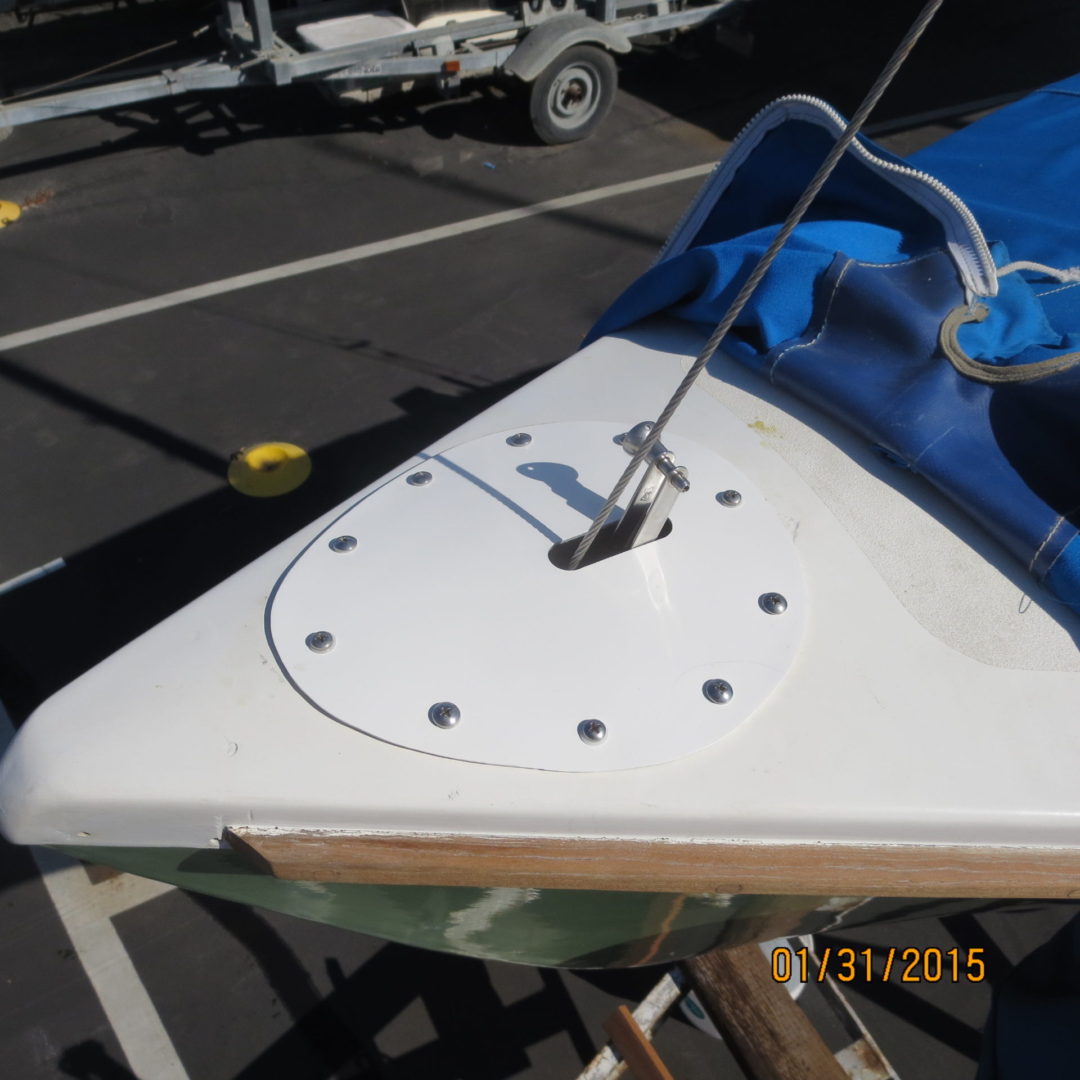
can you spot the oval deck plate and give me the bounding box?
[268,422,805,771]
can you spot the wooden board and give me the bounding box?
[683,944,848,1080]
[603,1005,675,1080]
[224,828,1080,898]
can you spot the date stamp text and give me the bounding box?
[771,946,986,984]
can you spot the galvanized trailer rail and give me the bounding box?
[0,0,739,142]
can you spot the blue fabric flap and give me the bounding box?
[587,76,1080,613]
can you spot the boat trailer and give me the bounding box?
[1,0,740,143]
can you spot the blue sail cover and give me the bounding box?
[587,75,1080,613]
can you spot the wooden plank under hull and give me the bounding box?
[225,828,1080,899]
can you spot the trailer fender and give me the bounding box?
[504,15,632,82]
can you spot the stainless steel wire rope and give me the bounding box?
[567,0,947,570]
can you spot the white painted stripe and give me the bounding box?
[0,557,66,597]
[0,163,714,353]
[32,848,190,1080]
[92,871,178,920]
[0,705,188,1080]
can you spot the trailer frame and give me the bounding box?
[0,0,742,140]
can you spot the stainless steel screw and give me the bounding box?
[407,471,433,486]
[578,719,607,744]
[759,592,788,614]
[702,679,734,704]
[717,489,742,507]
[506,432,532,447]
[306,631,335,652]
[329,535,357,553]
[428,702,461,728]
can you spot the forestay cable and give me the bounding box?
[568,0,947,570]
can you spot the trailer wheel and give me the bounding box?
[528,45,617,145]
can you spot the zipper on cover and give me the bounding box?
[656,94,998,300]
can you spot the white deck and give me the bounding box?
[3,318,1079,851]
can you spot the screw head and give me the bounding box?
[759,592,788,615]
[328,535,357,553]
[506,432,532,447]
[702,679,734,704]
[428,702,460,728]
[717,489,742,507]
[306,631,335,652]
[407,471,433,486]
[578,719,607,744]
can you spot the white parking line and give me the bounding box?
[1,706,188,1080]
[32,848,190,1080]
[0,163,714,353]
[87,868,177,921]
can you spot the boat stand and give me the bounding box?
[578,937,898,1080]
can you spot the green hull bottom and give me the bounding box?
[55,845,1022,968]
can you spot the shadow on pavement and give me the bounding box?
[58,1040,138,1080]
[0,365,546,726]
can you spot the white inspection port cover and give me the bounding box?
[268,422,805,771]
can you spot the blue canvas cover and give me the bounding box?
[587,76,1080,613]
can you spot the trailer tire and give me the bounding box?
[528,45,617,145]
